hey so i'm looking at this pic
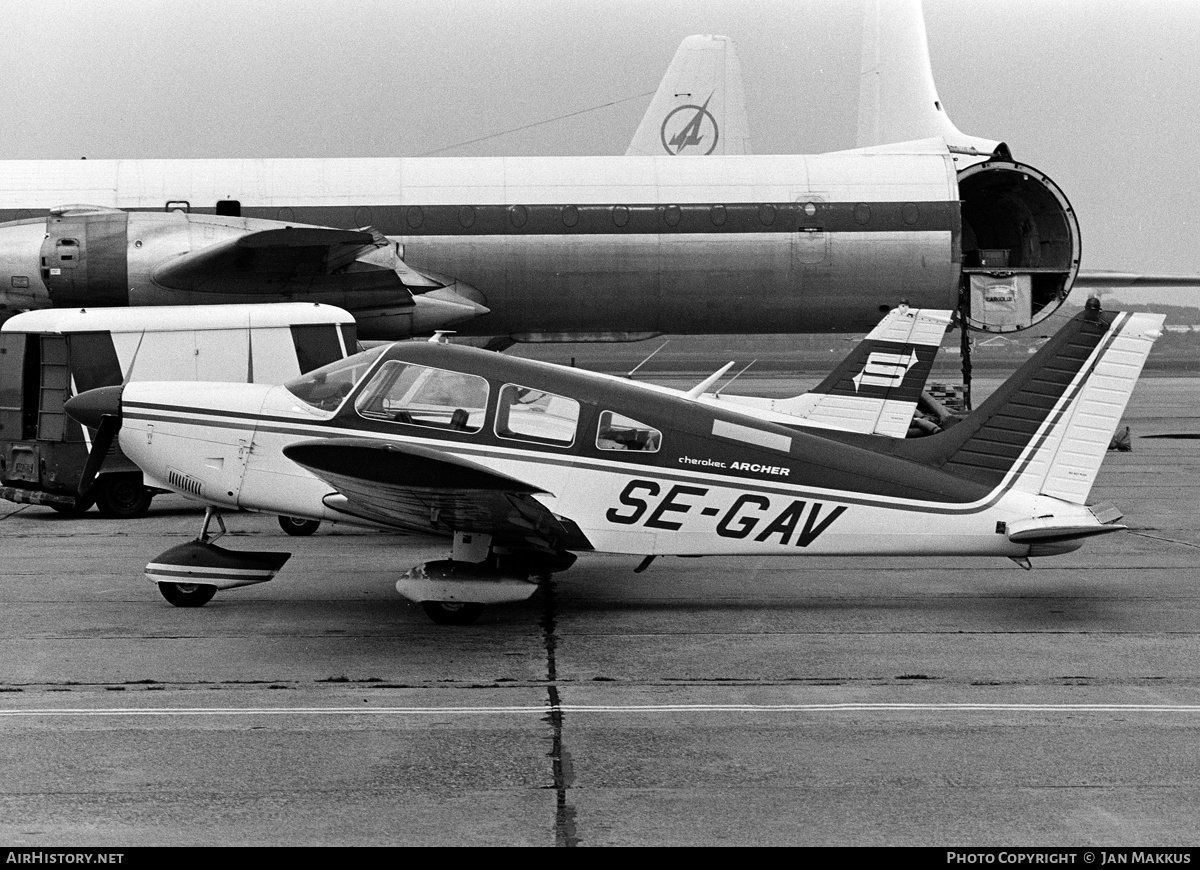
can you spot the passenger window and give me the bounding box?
[495,384,579,447]
[356,361,488,432]
[596,410,661,452]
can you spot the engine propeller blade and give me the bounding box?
[64,386,124,496]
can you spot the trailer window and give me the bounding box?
[68,332,123,393]
[339,323,358,355]
[355,361,488,432]
[291,324,346,374]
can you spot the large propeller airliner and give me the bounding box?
[65,301,1162,624]
[1,2,1079,341]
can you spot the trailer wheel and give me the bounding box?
[158,582,217,608]
[95,474,154,519]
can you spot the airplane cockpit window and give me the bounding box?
[355,361,488,433]
[596,410,661,452]
[494,384,579,447]
[284,345,386,412]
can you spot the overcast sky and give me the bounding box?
[2,0,1198,280]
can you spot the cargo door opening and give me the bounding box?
[958,160,1080,333]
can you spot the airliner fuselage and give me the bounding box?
[0,150,1078,337]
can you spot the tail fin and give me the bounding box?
[856,0,1001,159]
[901,302,1163,504]
[626,35,751,157]
[706,307,950,437]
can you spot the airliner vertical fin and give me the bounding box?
[856,0,1000,156]
[627,35,751,157]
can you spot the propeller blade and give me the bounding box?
[77,414,121,496]
[64,386,125,496]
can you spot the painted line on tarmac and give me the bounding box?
[5,703,1200,717]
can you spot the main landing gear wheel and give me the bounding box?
[421,601,485,625]
[157,582,217,608]
[95,475,154,519]
[278,516,320,536]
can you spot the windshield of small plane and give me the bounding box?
[355,361,489,432]
[284,345,387,411]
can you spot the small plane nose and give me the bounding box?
[65,385,124,429]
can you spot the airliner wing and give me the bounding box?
[282,438,591,549]
[152,226,441,294]
[626,35,751,156]
[1075,271,1200,290]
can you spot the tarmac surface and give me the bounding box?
[0,376,1198,847]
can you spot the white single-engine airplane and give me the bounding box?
[65,300,1162,624]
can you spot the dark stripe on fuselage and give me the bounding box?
[1,201,957,237]
[122,397,1000,514]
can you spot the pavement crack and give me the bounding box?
[539,577,578,847]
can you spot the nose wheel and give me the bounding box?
[157,582,217,607]
[146,507,291,608]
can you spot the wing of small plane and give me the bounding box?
[151,225,443,294]
[626,35,751,156]
[282,437,592,551]
[700,307,951,437]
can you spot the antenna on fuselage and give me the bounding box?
[713,359,757,398]
[429,330,455,344]
[625,340,670,379]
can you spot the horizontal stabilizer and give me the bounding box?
[1005,515,1125,544]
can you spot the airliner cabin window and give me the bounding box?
[355,361,488,432]
[494,384,579,446]
[596,411,661,452]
